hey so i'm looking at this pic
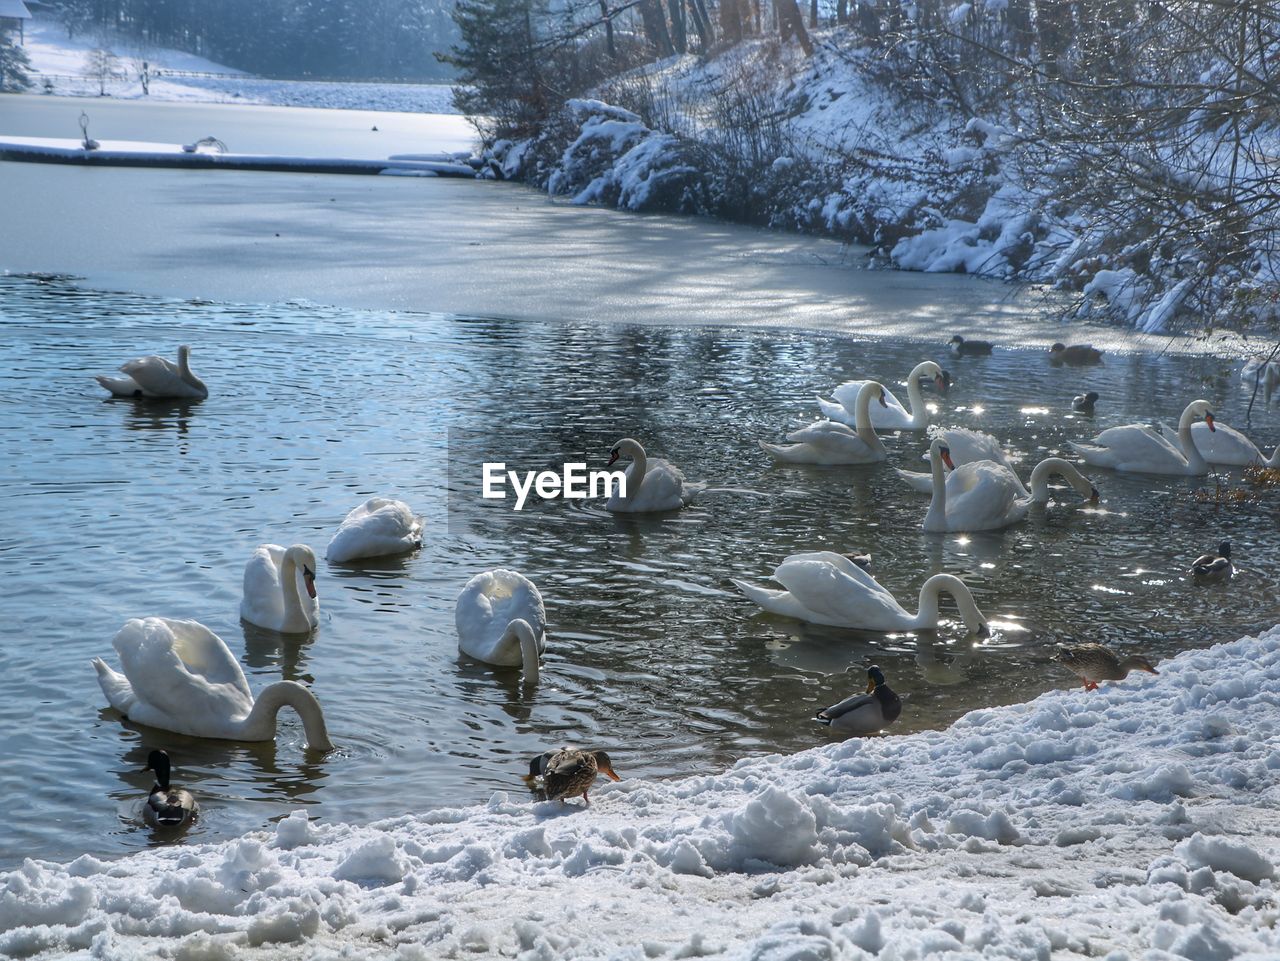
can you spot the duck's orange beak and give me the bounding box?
[600,766,621,782]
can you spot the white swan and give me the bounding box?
[817,361,945,431]
[455,569,547,681]
[241,544,319,633]
[1068,399,1215,475]
[327,497,423,563]
[1241,358,1279,403]
[1158,421,1280,468]
[605,438,695,512]
[733,551,988,634]
[96,345,208,399]
[922,439,1097,532]
[93,617,333,749]
[897,427,1016,493]
[761,382,888,464]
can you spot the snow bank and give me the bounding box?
[6,627,1280,958]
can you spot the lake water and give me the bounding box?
[1,273,1278,869]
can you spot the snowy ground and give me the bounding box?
[5,626,1280,958]
[18,18,456,114]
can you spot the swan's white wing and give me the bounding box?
[816,396,856,425]
[456,569,546,658]
[328,497,423,562]
[1179,421,1262,466]
[927,428,1016,470]
[118,355,196,398]
[830,380,912,430]
[111,617,254,725]
[241,544,288,629]
[785,420,858,444]
[96,375,144,397]
[609,457,688,512]
[896,469,935,494]
[771,552,910,629]
[943,462,1026,531]
[1081,423,1190,472]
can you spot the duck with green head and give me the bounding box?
[815,666,902,735]
[143,750,198,827]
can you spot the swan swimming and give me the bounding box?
[763,381,889,464]
[93,617,333,749]
[327,497,423,563]
[605,438,696,513]
[921,438,1098,532]
[241,543,320,633]
[456,569,547,681]
[733,550,989,634]
[1157,420,1280,468]
[96,345,209,399]
[897,427,1017,493]
[818,361,946,430]
[1068,399,1215,475]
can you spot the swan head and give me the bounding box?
[285,544,319,598]
[1182,399,1215,431]
[935,369,952,396]
[145,750,172,789]
[929,438,956,470]
[607,438,643,467]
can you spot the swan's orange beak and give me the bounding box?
[941,449,956,470]
[607,450,619,467]
[1205,412,1216,432]
[303,567,317,599]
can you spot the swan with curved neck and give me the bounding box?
[818,361,946,431]
[93,617,333,750]
[241,544,319,633]
[733,550,989,634]
[1069,399,1215,475]
[1158,419,1280,468]
[923,439,1098,532]
[896,427,1016,493]
[455,570,546,681]
[761,381,889,464]
[605,438,695,512]
[96,345,209,400]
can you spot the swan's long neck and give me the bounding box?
[625,447,648,501]
[914,574,987,633]
[854,384,885,452]
[240,681,333,750]
[1177,404,1210,473]
[279,550,310,629]
[1027,458,1095,503]
[507,619,541,683]
[924,445,947,532]
[904,364,930,428]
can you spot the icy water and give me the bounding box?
[2,275,1278,868]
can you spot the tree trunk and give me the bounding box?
[668,0,688,52]
[599,0,616,58]
[777,0,814,52]
[689,0,714,47]
[639,0,676,56]
[720,0,744,42]
[810,0,818,27]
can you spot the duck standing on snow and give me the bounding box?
[142,750,198,827]
[815,665,902,735]
[1049,343,1104,366]
[949,335,994,357]
[1054,643,1159,691]
[96,345,209,399]
[1190,541,1234,584]
[1072,391,1099,414]
[525,748,621,805]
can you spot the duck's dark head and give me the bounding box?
[949,335,964,345]
[591,750,621,781]
[1085,391,1099,403]
[145,750,171,789]
[1218,540,1232,559]
[865,665,887,692]
[1050,343,1066,353]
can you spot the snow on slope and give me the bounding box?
[21,18,456,113]
[5,627,1280,958]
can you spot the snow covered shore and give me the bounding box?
[6,626,1280,959]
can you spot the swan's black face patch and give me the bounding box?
[607,449,620,467]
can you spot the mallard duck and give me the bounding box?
[842,551,872,570]
[526,748,620,805]
[1072,391,1099,414]
[1049,343,1104,366]
[1054,644,1159,691]
[815,665,902,735]
[949,335,994,357]
[143,750,198,827]
[1190,541,1233,584]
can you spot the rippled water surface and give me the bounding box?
[2,275,1278,867]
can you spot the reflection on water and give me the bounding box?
[1,275,1278,867]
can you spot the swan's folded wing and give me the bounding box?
[785,420,859,446]
[628,458,687,511]
[943,462,1022,529]
[456,570,547,647]
[942,428,1016,469]
[830,379,870,409]
[119,356,187,396]
[816,396,855,424]
[329,498,422,561]
[114,617,254,722]
[772,553,904,626]
[241,545,286,626]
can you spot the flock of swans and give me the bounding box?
[85,342,1275,820]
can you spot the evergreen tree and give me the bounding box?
[440,0,551,136]
[0,29,31,91]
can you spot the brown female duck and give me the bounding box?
[1054,644,1158,691]
[526,748,621,805]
